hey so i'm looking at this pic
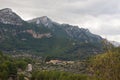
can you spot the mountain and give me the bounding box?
[28,16,102,43]
[0,8,23,25]
[0,8,106,60]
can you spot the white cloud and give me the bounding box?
[101,35,120,42]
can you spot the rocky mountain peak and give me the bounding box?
[40,16,51,22]
[0,8,12,13]
[0,8,23,25]
[28,16,52,26]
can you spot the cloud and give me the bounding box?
[0,0,120,42]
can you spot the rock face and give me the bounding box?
[27,64,32,72]
[0,8,23,25]
[28,16,58,29]
[26,29,52,38]
[61,24,102,43]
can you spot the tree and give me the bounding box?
[19,74,25,80]
[15,60,27,70]
[89,49,120,80]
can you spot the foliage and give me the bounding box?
[89,47,120,80]
[0,51,28,80]
[18,74,26,80]
[15,60,27,70]
[31,70,89,80]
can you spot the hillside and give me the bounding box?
[0,47,120,80]
[0,8,106,60]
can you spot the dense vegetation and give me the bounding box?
[0,51,90,80]
[89,47,120,80]
[31,71,89,80]
[31,47,120,80]
[0,47,120,80]
[0,51,28,80]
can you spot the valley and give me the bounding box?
[0,8,119,80]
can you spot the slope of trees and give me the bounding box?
[0,51,28,80]
[89,47,120,80]
[0,47,120,80]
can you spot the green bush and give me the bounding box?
[31,70,89,80]
[89,48,120,80]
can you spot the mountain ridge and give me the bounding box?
[28,16,102,44]
[0,8,107,60]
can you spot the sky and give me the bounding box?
[0,0,120,42]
